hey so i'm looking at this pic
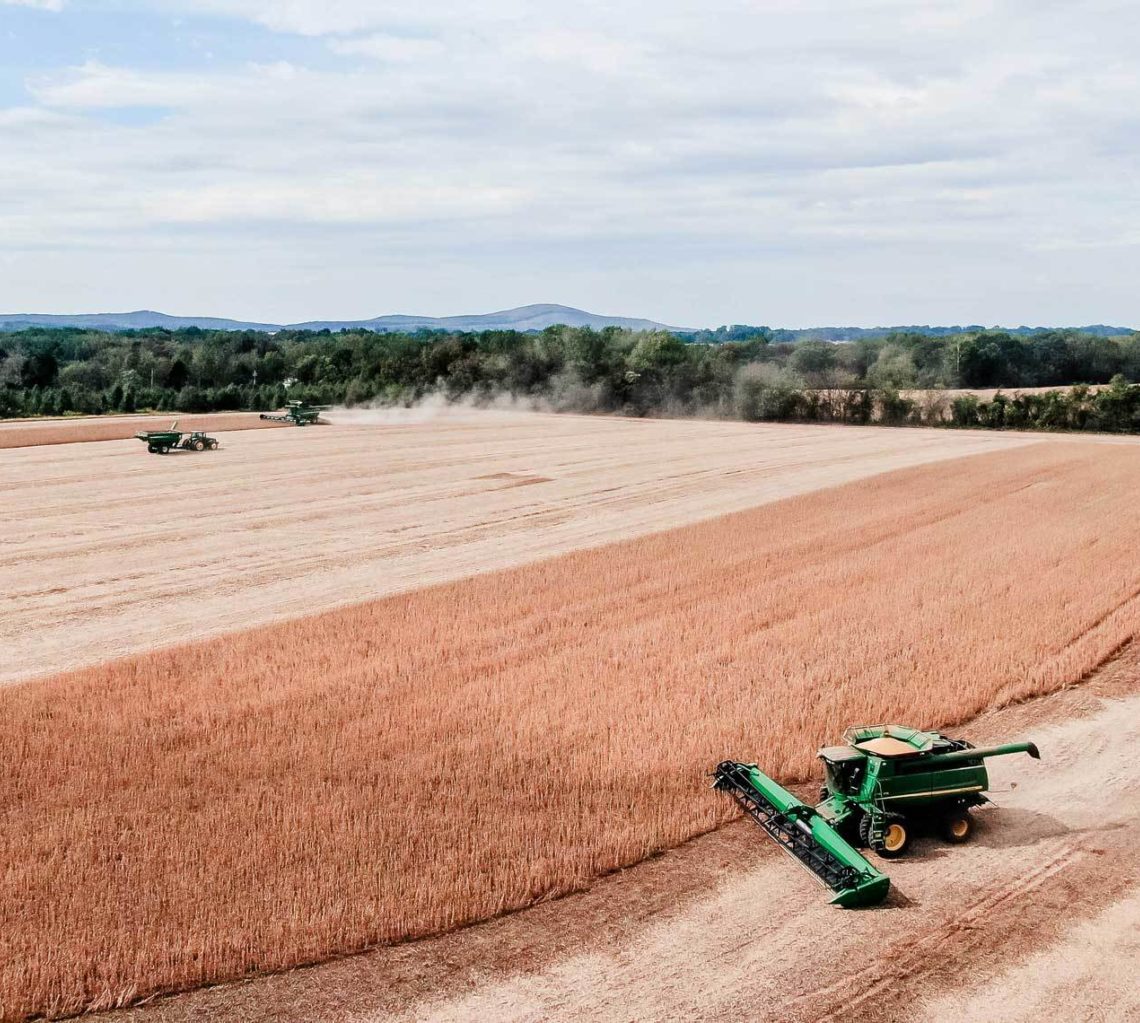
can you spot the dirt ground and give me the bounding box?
[103,645,1140,1023]
[0,412,1036,684]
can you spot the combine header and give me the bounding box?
[259,401,329,426]
[714,724,1040,907]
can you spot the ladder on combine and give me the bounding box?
[867,780,890,850]
[713,761,889,908]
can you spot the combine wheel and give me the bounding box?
[942,810,974,844]
[878,818,911,858]
[863,814,911,859]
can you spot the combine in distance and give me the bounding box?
[259,400,329,426]
[714,723,1040,907]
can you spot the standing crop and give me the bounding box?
[0,413,279,448]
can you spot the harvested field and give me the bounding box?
[0,412,1030,684]
[4,441,1140,1021]
[0,412,284,449]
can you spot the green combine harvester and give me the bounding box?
[259,400,329,426]
[713,724,1040,907]
[135,420,219,454]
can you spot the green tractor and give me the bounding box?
[713,724,1040,907]
[259,401,329,426]
[135,420,220,454]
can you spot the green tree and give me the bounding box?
[627,332,688,374]
[789,341,838,384]
[21,351,59,388]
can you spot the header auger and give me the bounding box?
[714,724,1040,907]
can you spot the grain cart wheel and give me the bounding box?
[193,438,206,451]
[148,444,159,453]
[942,810,974,844]
[158,444,170,454]
[877,817,912,859]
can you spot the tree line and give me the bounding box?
[2,323,1139,433]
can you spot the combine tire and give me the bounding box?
[942,810,974,844]
[193,439,206,451]
[877,818,912,858]
[862,814,912,859]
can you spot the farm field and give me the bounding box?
[107,649,1140,1023]
[901,384,1109,402]
[0,411,1032,684]
[0,411,284,448]
[4,437,1140,1021]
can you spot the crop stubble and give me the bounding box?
[0,413,1027,684]
[3,441,1140,1020]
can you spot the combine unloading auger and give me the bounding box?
[713,761,890,908]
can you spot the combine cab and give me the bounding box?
[714,724,1040,907]
[135,420,220,454]
[259,401,329,426]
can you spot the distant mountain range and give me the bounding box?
[0,303,688,334]
[0,310,283,332]
[0,305,1132,338]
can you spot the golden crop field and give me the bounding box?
[3,441,1139,1021]
[0,412,282,449]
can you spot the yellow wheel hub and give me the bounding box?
[883,823,907,851]
[950,817,969,838]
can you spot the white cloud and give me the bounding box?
[188,0,521,37]
[3,0,1140,325]
[505,30,649,74]
[328,34,445,62]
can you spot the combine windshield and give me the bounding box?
[821,750,865,795]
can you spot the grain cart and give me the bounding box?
[135,420,220,454]
[713,724,1040,907]
[259,400,329,426]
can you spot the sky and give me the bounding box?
[0,0,1137,329]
